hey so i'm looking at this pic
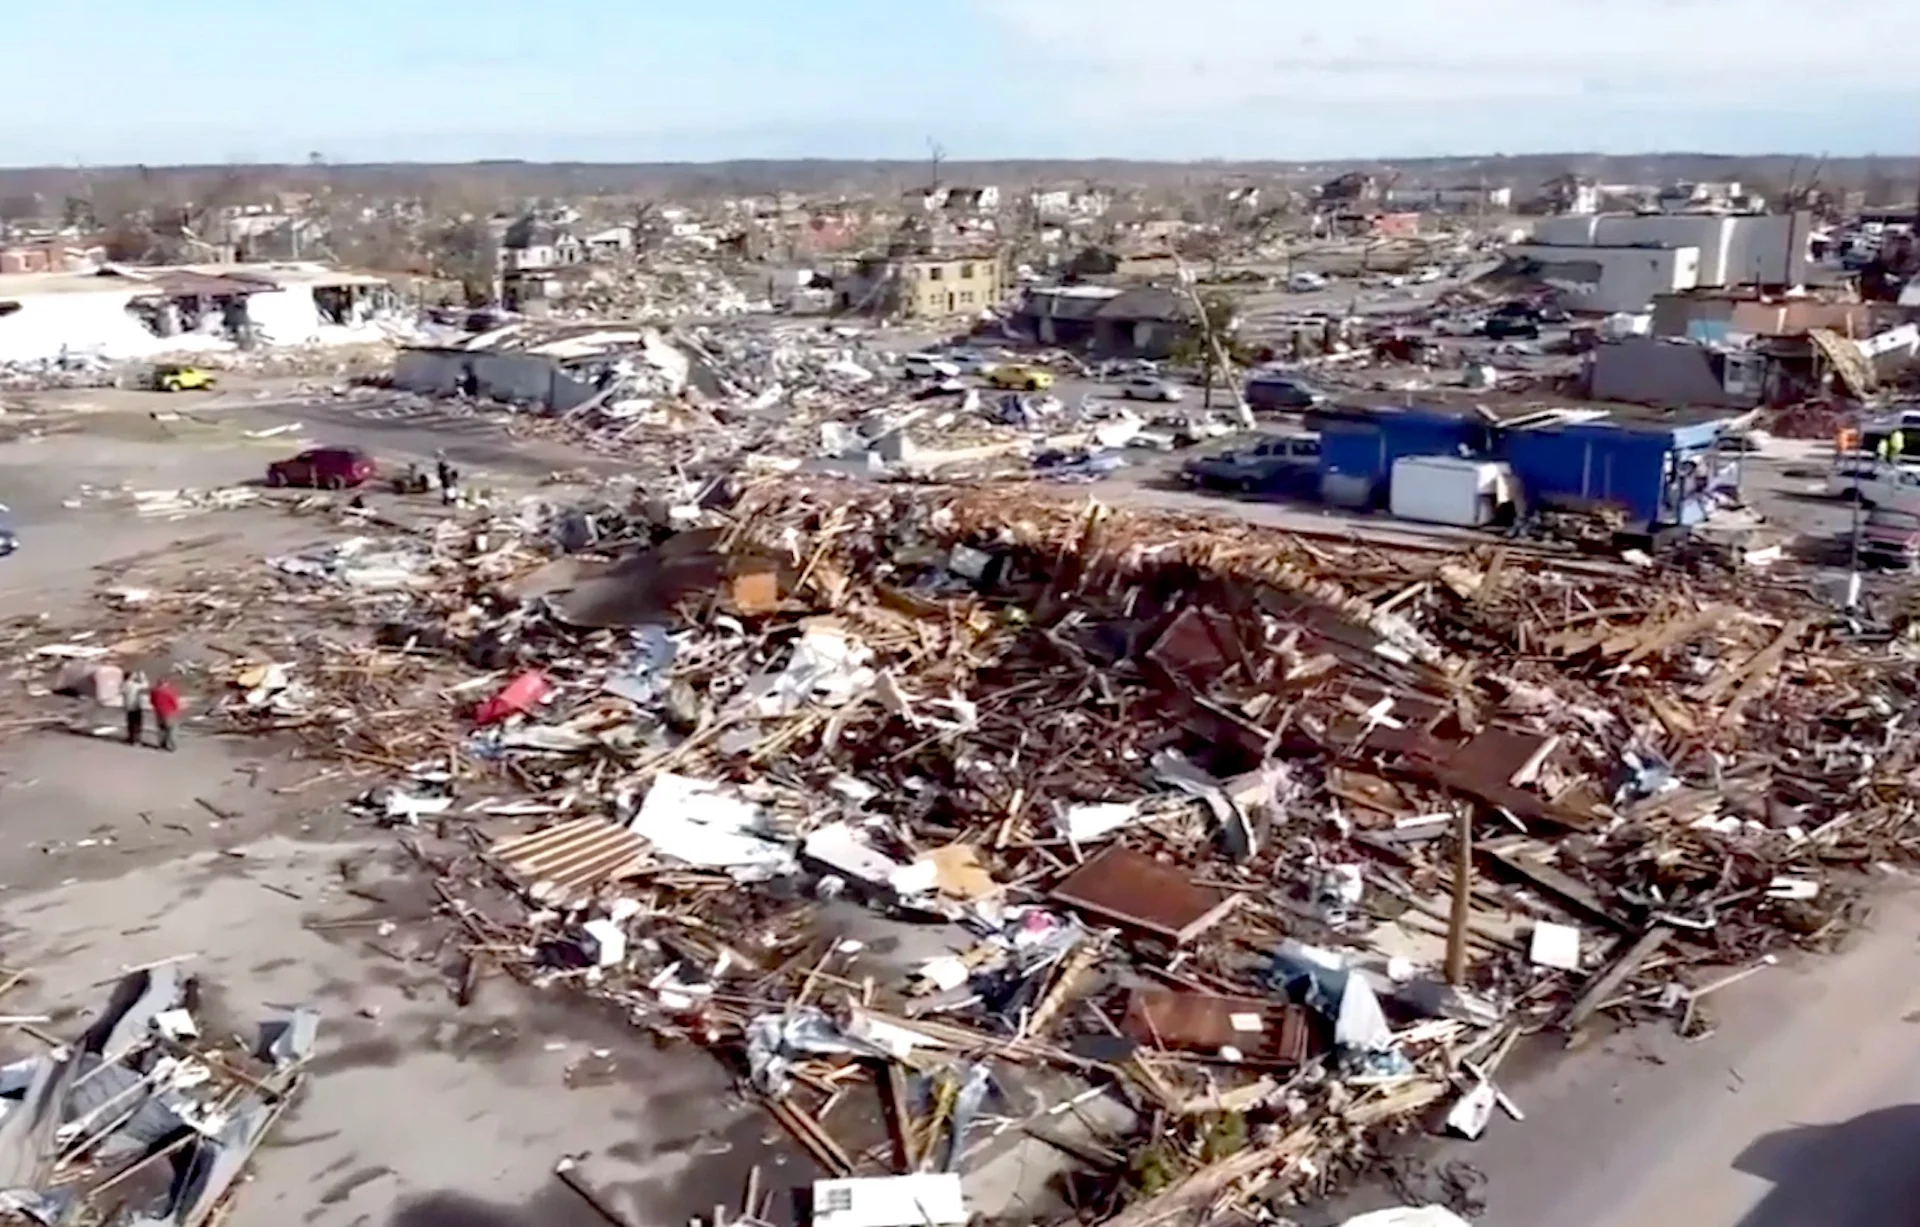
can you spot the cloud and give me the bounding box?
[974,0,1920,126]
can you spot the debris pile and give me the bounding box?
[507,330,1174,487]
[9,478,1918,1222]
[0,962,315,1226]
[538,261,768,320]
[1758,399,1849,441]
[60,484,262,521]
[0,354,121,393]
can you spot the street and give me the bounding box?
[1439,882,1920,1227]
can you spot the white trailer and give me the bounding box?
[1390,456,1515,527]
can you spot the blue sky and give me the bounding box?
[8,0,1919,165]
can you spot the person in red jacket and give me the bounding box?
[148,678,182,752]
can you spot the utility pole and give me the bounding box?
[1847,458,1865,610]
[1446,802,1474,986]
[1170,251,1252,430]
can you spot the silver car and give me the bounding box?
[1119,376,1183,402]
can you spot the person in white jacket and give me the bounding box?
[120,670,149,746]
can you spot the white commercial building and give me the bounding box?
[1507,243,1701,314]
[1527,212,1809,287]
[0,262,401,364]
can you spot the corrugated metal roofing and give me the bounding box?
[489,817,651,907]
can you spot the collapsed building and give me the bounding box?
[11,473,1917,1225]
[391,320,695,414]
[0,262,404,364]
[1585,291,1920,410]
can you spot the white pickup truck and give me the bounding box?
[1828,458,1920,508]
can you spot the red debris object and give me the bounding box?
[475,670,552,725]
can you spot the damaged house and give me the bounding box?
[500,217,587,271]
[834,254,1003,319]
[1013,284,1204,360]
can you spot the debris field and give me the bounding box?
[0,961,315,1227]
[5,474,1918,1227]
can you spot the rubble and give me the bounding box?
[0,962,314,1226]
[7,472,1919,1224]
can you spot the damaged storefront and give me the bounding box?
[124,271,261,346]
[0,264,403,367]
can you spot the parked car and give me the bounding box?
[1243,373,1326,412]
[1119,376,1183,402]
[267,446,375,489]
[0,520,15,557]
[1287,271,1330,292]
[1181,434,1322,494]
[1097,358,1161,380]
[1862,505,1920,568]
[1482,314,1541,340]
[902,353,962,380]
[152,364,215,392]
[987,364,1054,391]
[940,350,992,374]
[1033,449,1125,483]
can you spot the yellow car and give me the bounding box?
[154,364,215,392]
[987,364,1054,392]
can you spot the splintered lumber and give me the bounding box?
[761,1096,854,1177]
[1102,1124,1318,1227]
[1561,925,1672,1031]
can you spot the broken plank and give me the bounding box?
[1479,835,1633,933]
[1561,924,1671,1031]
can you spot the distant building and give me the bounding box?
[905,187,950,213]
[1030,189,1073,219]
[500,216,585,271]
[1528,212,1812,289]
[1318,172,1380,204]
[1027,188,1114,222]
[836,253,1003,319]
[1369,212,1424,239]
[1383,185,1513,213]
[0,240,103,275]
[582,226,634,258]
[1654,181,1753,214]
[790,214,862,256]
[943,186,1001,214]
[218,206,297,241]
[1541,174,1600,216]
